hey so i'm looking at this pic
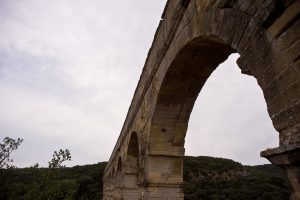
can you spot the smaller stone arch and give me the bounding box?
[123,132,140,199]
[112,157,123,199]
[103,161,118,199]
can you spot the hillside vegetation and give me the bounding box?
[183,156,290,200]
[0,156,290,200]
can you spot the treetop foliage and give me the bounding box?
[0,137,23,169]
[49,149,72,168]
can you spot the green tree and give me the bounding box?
[0,137,23,169]
[25,149,77,200]
[49,149,72,168]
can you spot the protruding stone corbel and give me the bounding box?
[261,145,300,200]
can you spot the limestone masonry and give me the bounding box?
[103,0,300,199]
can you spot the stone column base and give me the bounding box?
[261,145,300,200]
[142,183,184,200]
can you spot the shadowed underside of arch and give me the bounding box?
[147,40,234,188]
[104,0,300,199]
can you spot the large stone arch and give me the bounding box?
[104,0,300,199]
[146,39,234,198]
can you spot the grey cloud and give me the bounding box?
[0,0,167,167]
[0,0,277,167]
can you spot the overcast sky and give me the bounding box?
[0,0,278,167]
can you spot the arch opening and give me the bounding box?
[111,157,123,199]
[147,39,235,185]
[150,39,234,149]
[185,53,279,165]
[123,132,140,199]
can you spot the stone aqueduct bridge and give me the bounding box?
[103,0,300,199]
